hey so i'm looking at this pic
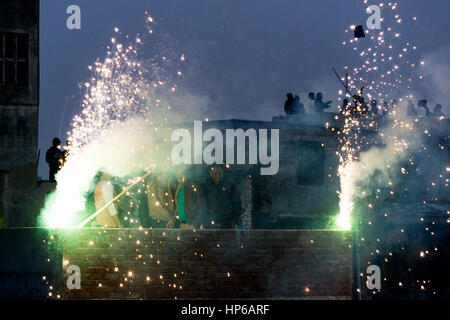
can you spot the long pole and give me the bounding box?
[77,170,152,228]
[332,67,354,97]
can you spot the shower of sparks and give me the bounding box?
[68,13,183,153]
[38,4,449,300]
[40,12,186,228]
[341,1,422,100]
[334,1,449,298]
[335,1,423,230]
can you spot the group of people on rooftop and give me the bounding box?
[406,100,446,118]
[340,96,446,118]
[45,136,245,230]
[88,165,244,230]
[283,90,447,118]
[46,137,245,230]
[284,92,332,115]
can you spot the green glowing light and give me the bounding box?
[39,191,82,228]
[334,211,352,231]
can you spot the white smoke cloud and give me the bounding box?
[414,46,450,115]
[166,90,212,122]
[39,117,173,227]
[345,46,450,206]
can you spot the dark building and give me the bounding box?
[171,112,449,230]
[0,0,39,227]
[171,112,449,299]
[201,115,341,229]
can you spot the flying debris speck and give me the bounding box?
[354,25,365,38]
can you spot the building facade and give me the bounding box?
[172,112,449,230]
[0,0,39,227]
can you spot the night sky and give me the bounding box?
[38,0,450,178]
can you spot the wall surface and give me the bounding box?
[0,106,39,226]
[0,0,39,227]
[170,117,344,230]
[0,228,61,299]
[61,229,352,300]
[171,115,449,230]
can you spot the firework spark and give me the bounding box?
[335,1,423,230]
[40,13,185,227]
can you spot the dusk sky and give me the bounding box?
[38,0,450,178]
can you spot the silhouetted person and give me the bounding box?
[392,99,398,110]
[94,171,122,228]
[382,101,389,115]
[173,166,206,229]
[431,104,446,117]
[146,173,176,229]
[340,98,351,114]
[370,99,379,115]
[45,137,62,182]
[314,92,332,112]
[293,95,305,114]
[407,100,417,116]
[351,87,367,114]
[203,166,241,229]
[284,93,295,115]
[417,100,431,117]
[307,92,315,113]
[136,178,151,228]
